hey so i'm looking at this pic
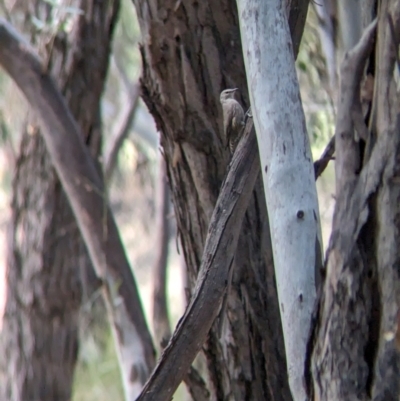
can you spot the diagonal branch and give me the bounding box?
[104,82,140,182]
[137,116,260,401]
[314,134,335,179]
[0,18,155,398]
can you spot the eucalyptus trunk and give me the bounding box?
[237,0,322,399]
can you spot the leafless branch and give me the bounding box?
[152,157,172,349]
[314,135,335,179]
[112,53,133,92]
[104,82,140,181]
[312,0,337,91]
[387,14,400,83]
[0,16,155,383]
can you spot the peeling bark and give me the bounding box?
[308,2,400,399]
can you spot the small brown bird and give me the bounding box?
[220,88,245,154]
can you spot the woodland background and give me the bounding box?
[0,0,336,399]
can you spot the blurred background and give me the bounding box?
[0,1,336,400]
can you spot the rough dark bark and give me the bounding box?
[307,2,400,399]
[0,1,119,400]
[361,3,400,398]
[133,0,309,399]
[306,19,378,400]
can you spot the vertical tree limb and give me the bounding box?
[369,3,400,397]
[237,1,322,399]
[313,0,337,91]
[306,19,382,401]
[152,157,172,349]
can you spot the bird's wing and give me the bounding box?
[231,101,245,130]
[224,100,245,146]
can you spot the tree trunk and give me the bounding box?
[307,1,400,399]
[0,1,119,400]
[237,0,322,399]
[133,0,308,399]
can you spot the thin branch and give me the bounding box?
[104,81,140,181]
[314,134,335,179]
[312,0,337,91]
[112,53,133,93]
[0,17,156,392]
[152,157,172,349]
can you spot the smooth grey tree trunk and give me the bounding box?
[237,0,322,399]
